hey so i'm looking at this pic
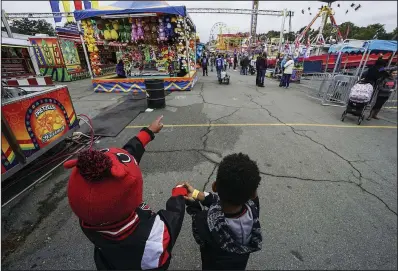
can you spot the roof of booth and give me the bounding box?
[74,1,187,20]
[329,40,397,54]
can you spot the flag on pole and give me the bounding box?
[62,1,74,22]
[83,0,91,9]
[91,0,99,9]
[74,0,83,10]
[49,0,62,23]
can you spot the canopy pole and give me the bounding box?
[354,47,368,78]
[2,9,13,38]
[359,50,371,79]
[77,22,93,79]
[332,50,342,76]
[387,51,396,68]
[343,54,348,71]
[324,53,330,73]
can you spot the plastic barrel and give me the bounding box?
[145,79,165,108]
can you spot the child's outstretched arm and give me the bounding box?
[123,116,163,163]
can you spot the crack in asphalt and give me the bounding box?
[202,164,218,191]
[244,92,397,216]
[259,171,350,184]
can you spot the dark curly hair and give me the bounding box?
[216,153,261,206]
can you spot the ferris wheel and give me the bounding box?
[208,22,229,46]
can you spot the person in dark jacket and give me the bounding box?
[116,60,126,78]
[202,56,209,76]
[361,59,389,120]
[242,56,250,75]
[182,153,262,270]
[255,55,262,86]
[65,116,187,270]
[233,55,238,70]
[256,53,267,87]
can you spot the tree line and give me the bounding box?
[233,21,397,44]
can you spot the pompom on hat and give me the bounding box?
[65,147,144,226]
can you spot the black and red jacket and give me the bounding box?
[80,128,185,270]
[186,193,262,270]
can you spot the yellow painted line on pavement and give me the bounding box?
[126,123,397,129]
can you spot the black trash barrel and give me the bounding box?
[145,79,165,108]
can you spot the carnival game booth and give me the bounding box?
[29,35,90,82]
[74,1,198,93]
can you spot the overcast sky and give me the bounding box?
[2,1,397,42]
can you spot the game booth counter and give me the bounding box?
[74,1,198,93]
[1,85,79,181]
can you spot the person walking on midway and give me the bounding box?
[210,54,215,72]
[202,55,209,76]
[255,54,262,86]
[216,55,224,79]
[257,53,267,87]
[233,55,238,70]
[242,55,250,75]
[283,56,294,88]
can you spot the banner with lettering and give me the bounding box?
[29,38,64,68]
[1,86,78,159]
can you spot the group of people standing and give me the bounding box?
[276,55,295,89]
[200,51,296,89]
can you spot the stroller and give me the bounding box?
[249,64,256,75]
[341,81,374,125]
[218,69,230,85]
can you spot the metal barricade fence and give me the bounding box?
[321,75,357,107]
[382,90,397,111]
[305,73,333,100]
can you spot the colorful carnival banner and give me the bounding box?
[1,87,78,162]
[29,38,64,68]
[59,38,81,71]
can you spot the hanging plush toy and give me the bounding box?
[164,17,174,39]
[96,20,105,40]
[174,19,182,37]
[131,20,138,42]
[143,21,151,42]
[136,19,144,40]
[104,21,112,40]
[125,23,131,42]
[118,24,125,43]
[111,20,119,40]
[158,18,166,42]
[143,46,151,62]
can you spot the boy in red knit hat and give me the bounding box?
[65,116,188,270]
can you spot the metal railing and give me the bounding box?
[381,90,397,111]
[321,75,357,107]
[306,73,334,101]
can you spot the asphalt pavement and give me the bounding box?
[2,70,397,270]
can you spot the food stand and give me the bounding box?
[74,1,198,93]
[1,85,79,180]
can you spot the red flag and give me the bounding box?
[74,0,83,10]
